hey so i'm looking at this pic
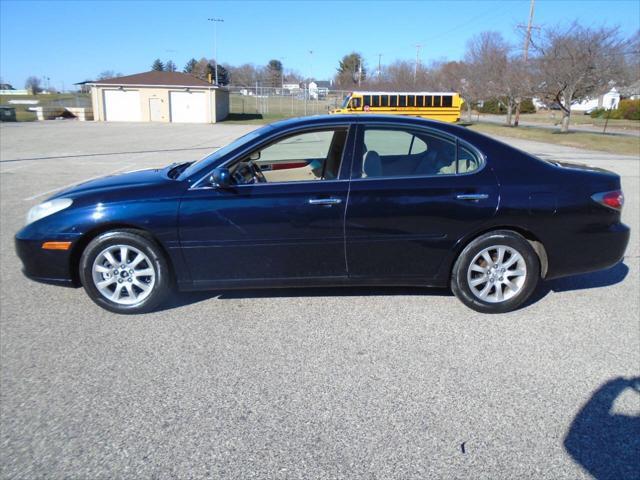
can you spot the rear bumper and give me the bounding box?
[15,236,77,286]
[545,222,631,280]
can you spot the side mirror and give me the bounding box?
[209,167,231,188]
[249,151,261,161]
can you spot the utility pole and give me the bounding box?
[208,17,224,84]
[414,44,422,83]
[377,53,382,79]
[358,57,362,87]
[514,0,535,127]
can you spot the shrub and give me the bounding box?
[590,108,606,118]
[478,98,506,114]
[519,98,536,114]
[617,99,640,120]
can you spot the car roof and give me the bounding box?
[267,114,471,137]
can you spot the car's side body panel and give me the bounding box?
[14,115,630,294]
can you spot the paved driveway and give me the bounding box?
[1,121,638,479]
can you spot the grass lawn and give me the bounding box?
[468,123,640,156]
[479,111,640,131]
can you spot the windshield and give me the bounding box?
[341,95,351,108]
[178,125,272,179]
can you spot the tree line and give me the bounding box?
[334,23,639,132]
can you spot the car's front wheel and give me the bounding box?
[451,230,540,313]
[79,230,171,314]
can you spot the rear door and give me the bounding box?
[345,124,499,281]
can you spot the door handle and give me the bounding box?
[456,193,489,201]
[308,198,342,206]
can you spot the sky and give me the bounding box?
[1,0,639,90]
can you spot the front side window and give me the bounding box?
[360,128,458,178]
[381,95,389,107]
[230,129,348,184]
[363,95,371,107]
[350,97,362,109]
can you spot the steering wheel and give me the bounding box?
[248,161,267,183]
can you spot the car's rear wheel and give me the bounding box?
[451,230,540,313]
[79,230,171,314]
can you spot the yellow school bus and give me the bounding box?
[331,91,462,123]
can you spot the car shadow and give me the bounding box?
[160,261,629,312]
[159,285,452,311]
[522,261,629,308]
[564,377,640,479]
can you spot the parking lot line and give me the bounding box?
[23,164,134,202]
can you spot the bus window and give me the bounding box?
[399,96,407,107]
[425,96,432,107]
[372,95,380,107]
[408,95,415,107]
[434,96,442,107]
[381,95,389,107]
[416,96,424,107]
[390,96,398,107]
[350,97,362,109]
[442,95,453,107]
[363,95,371,107]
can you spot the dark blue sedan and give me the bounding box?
[15,115,629,314]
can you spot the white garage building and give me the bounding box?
[89,71,229,123]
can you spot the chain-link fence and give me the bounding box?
[228,86,350,117]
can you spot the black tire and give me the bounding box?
[79,230,172,314]
[451,230,540,314]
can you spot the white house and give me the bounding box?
[571,87,620,112]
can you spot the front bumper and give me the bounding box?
[15,236,77,286]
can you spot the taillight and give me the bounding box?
[591,190,624,210]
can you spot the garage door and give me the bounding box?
[103,90,141,122]
[170,91,207,123]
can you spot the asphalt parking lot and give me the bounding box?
[1,120,638,479]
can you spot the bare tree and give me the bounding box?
[531,23,629,132]
[97,70,122,80]
[225,63,265,87]
[433,61,478,122]
[24,76,42,94]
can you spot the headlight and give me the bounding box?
[26,198,73,225]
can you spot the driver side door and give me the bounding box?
[178,126,353,288]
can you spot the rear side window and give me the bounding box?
[408,95,415,107]
[381,95,389,107]
[399,96,407,107]
[363,95,371,107]
[434,96,442,107]
[457,145,481,174]
[390,96,398,107]
[361,128,455,178]
[372,95,380,107]
[416,96,424,107]
[425,96,433,107]
[442,96,453,107]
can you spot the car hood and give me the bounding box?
[51,167,171,199]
